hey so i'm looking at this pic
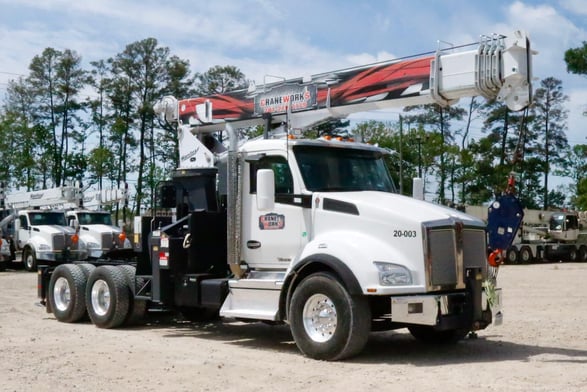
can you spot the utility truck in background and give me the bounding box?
[467,205,587,263]
[0,185,88,271]
[66,187,132,259]
[38,30,535,360]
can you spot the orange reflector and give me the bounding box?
[336,136,343,141]
[366,288,377,293]
[287,134,296,139]
[71,234,79,244]
[119,232,127,242]
[324,135,332,140]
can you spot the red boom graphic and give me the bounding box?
[178,56,433,125]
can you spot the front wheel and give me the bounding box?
[23,248,37,272]
[289,272,371,361]
[85,266,130,329]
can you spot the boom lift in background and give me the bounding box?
[0,185,87,271]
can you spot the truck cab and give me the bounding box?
[66,210,131,259]
[549,212,580,242]
[14,209,87,271]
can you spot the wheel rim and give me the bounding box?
[302,293,337,343]
[53,277,71,312]
[26,254,34,269]
[91,279,111,317]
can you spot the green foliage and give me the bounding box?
[196,65,246,95]
[564,42,587,76]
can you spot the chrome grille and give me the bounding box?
[52,233,65,250]
[102,232,113,249]
[463,228,487,274]
[425,221,487,290]
[428,229,458,286]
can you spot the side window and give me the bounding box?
[19,215,28,229]
[250,156,293,195]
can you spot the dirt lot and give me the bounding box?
[1,263,586,392]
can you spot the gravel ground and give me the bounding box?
[1,263,586,392]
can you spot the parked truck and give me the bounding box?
[467,205,587,263]
[38,30,534,360]
[0,186,88,271]
[66,187,132,259]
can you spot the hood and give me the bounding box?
[317,191,484,227]
[33,225,77,234]
[80,224,122,234]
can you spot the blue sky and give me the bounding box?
[0,0,586,149]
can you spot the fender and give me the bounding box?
[281,253,362,321]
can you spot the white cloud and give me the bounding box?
[560,0,587,16]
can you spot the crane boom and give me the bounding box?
[155,30,533,133]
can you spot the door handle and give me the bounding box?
[247,240,261,249]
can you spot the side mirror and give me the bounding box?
[257,169,275,211]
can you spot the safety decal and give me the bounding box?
[259,213,285,230]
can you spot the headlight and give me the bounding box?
[86,241,100,249]
[38,244,51,250]
[374,262,412,286]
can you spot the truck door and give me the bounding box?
[242,154,307,270]
[17,214,30,249]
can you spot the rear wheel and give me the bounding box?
[578,246,587,262]
[86,266,130,329]
[118,264,147,325]
[506,246,519,264]
[519,246,533,264]
[48,264,87,323]
[289,272,371,361]
[23,248,37,272]
[408,325,469,344]
[567,246,578,262]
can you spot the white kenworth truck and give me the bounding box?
[66,187,132,259]
[0,186,88,271]
[38,30,534,360]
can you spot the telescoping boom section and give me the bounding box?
[155,30,533,133]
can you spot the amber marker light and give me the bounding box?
[119,232,127,242]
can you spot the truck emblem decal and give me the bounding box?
[254,85,317,115]
[259,213,285,230]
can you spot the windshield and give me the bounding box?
[76,212,113,225]
[294,145,396,192]
[28,212,67,226]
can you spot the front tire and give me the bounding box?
[23,248,37,272]
[289,272,371,361]
[86,266,130,329]
[48,264,87,323]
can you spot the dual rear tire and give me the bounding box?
[48,264,143,328]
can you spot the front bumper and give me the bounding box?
[37,249,88,262]
[390,287,502,330]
